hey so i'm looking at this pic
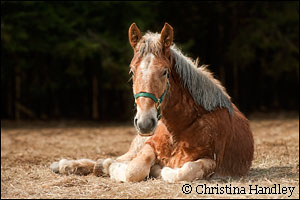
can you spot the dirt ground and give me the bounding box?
[1,112,299,199]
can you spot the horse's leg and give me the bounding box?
[106,144,156,182]
[116,134,151,162]
[50,158,96,175]
[93,134,150,176]
[51,135,150,176]
[161,158,216,183]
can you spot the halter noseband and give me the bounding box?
[134,80,169,120]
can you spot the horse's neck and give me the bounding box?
[161,66,208,135]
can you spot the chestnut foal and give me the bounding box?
[51,23,254,183]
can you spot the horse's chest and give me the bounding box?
[156,144,190,168]
[149,134,205,168]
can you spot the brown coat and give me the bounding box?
[146,67,254,177]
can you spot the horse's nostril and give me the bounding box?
[134,118,138,126]
[151,118,156,127]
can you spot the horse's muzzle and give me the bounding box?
[134,117,157,136]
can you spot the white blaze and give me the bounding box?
[139,53,154,85]
[135,53,158,123]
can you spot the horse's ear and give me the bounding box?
[128,23,141,49]
[160,23,173,49]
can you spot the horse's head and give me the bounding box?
[128,22,173,136]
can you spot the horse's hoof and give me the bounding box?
[150,164,162,178]
[93,159,105,177]
[50,161,59,173]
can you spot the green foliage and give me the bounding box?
[226,2,299,79]
[1,1,299,119]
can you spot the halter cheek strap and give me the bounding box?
[134,81,169,120]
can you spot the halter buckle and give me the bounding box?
[155,99,161,110]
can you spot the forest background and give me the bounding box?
[1,1,299,121]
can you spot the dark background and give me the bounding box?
[1,1,299,121]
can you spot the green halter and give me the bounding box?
[134,81,169,120]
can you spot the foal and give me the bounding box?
[51,23,254,183]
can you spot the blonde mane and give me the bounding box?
[136,32,233,114]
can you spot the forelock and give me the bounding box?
[136,32,162,57]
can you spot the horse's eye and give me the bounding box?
[162,70,168,76]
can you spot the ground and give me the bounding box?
[1,112,299,199]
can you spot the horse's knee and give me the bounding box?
[125,144,155,182]
[125,162,150,182]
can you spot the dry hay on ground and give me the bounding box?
[1,112,299,199]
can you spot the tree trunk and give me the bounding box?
[7,77,13,118]
[15,68,21,120]
[218,23,226,85]
[232,3,239,102]
[233,62,239,102]
[92,75,99,120]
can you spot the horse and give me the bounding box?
[50,23,254,183]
